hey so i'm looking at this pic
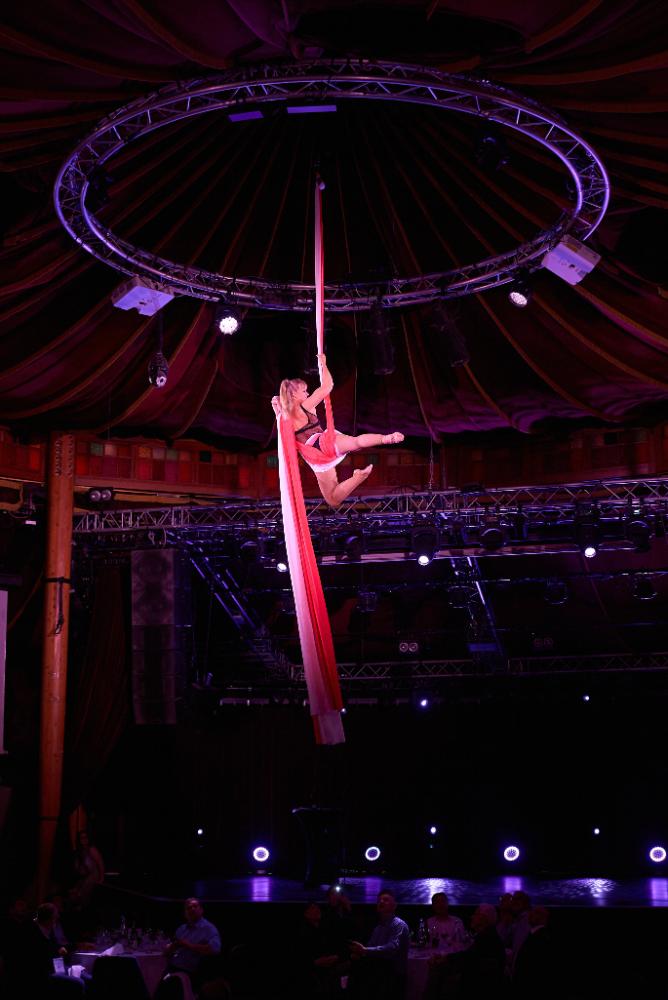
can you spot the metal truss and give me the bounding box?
[180,537,293,677]
[54,59,609,311]
[289,651,668,682]
[72,476,668,536]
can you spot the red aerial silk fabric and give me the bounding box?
[273,179,344,745]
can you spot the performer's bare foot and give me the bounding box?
[353,464,373,483]
[381,432,405,445]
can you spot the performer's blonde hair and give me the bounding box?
[279,378,306,415]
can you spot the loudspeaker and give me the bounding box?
[131,550,192,724]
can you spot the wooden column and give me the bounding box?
[37,432,75,900]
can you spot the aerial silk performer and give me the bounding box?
[271,177,405,745]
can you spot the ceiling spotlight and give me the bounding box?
[364,845,381,862]
[503,845,521,862]
[148,350,169,388]
[214,302,241,335]
[276,560,289,574]
[252,845,270,864]
[633,577,657,601]
[399,640,420,655]
[508,271,532,308]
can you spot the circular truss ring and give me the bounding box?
[54,59,609,312]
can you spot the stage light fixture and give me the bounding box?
[419,697,429,709]
[148,350,169,388]
[411,522,439,565]
[626,516,652,553]
[582,694,591,703]
[633,577,657,601]
[480,523,505,550]
[399,640,420,655]
[343,530,364,562]
[276,560,289,574]
[503,845,521,862]
[196,827,204,836]
[508,271,532,308]
[364,845,381,862]
[214,301,241,335]
[252,846,270,863]
[593,827,601,836]
[429,826,438,835]
[650,846,666,863]
[575,515,600,558]
[86,487,114,504]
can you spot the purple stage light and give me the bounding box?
[252,846,270,863]
[228,110,264,122]
[503,845,521,862]
[582,694,591,702]
[649,846,666,863]
[419,698,429,708]
[429,826,437,835]
[365,845,381,862]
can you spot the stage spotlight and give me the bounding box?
[364,845,381,862]
[480,523,505,550]
[399,640,420,655]
[419,697,429,709]
[575,516,600,558]
[276,560,289,574]
[252,845,270,863]
[582,694,591,702]
[148,350,169,388]
[214,301,241,335]
[649,846,667,863]
[86,487,114,504]
[593,827,601,836]
[503,845,521,862]
[343,530,364,562]
[545,579,569,606]
[429,826,438,836]
[633,577,657,601]
[411,522,439,565]
[196,827,204,837]
[508,271,532,308]
[626,517,652,553]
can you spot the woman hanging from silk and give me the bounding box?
[272,353,404,507]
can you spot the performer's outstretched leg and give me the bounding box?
[335,431,404,452]
[315,465,373,507]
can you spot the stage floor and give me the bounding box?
[112,873,668,908]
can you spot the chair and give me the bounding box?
[153,972,195,1000]
[45,975,87,998]
[88,955,150,1000]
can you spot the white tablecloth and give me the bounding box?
[72,949,168,995]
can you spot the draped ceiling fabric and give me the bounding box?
[0,1,667,448]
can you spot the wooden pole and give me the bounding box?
[37,432,75,900]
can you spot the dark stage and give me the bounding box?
[111,873,668,909]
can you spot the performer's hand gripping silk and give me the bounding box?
[271,355,404,507]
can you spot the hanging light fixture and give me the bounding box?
[508,270,532,308]
[148,313,169,388]
[214,300,241,335]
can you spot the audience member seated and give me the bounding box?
[295,901,348,998]
[71,830,105,909]
[426,892,470,955]
[20,902,69,998]
[512,905,557,999]
[322,885,356,951]
[88,955,150,1000]
[426,903,505,1000]
[497,890,531,972]
[348,890,410,1000]
[164,897,221,992]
